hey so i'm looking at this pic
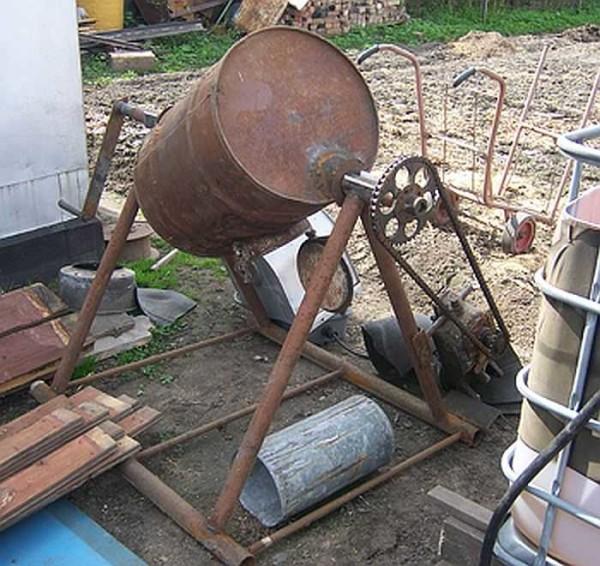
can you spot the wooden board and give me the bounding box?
[0,395,69,440]
[0,429,117,529]
[118,407,161,436]
[0,409,84,481]
[0,435,139,532]
[439,517,501,566]
[0,387,110,440]
[428,485,502,566]
[235,0,288,32]
[428,485,493,532]
[0,315,79,385]
[0,284,67,338]
[71,388,137,420]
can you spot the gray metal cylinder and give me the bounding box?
[239,395,394,527]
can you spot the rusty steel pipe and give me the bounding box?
[52,190,140,393]
[210,193,365,531]
[119,459,254,566]
[362,212,449,425]
[138,369,343,460]
[134,27,378,257]
[357,44,428,157]
[68,328,254,389]
[249,432,463,555]
[82,102,126,219]
[259,323,479,444]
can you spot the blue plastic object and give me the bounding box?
[0,500,146,566]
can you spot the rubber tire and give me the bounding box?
[59,263,137,314]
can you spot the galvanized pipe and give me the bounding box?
[210,193,365,531]
[51,189,140,393]
[249,432,463,555]
[259,323,479,443]
[138,369,343,460]
[119,459,254,566]
[68,327,254,389]
[239,395,394,527]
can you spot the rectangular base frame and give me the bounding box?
[35,101,479,564]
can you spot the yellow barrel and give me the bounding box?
[78,0,124,31]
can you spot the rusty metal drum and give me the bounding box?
[134,27,379,257]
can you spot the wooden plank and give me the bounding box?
[0,284,67,338]
[0,435,139,531]
[98,420,126,440]
[0,429,117,528]
[439,516,501,566]
[118,407,161,437]
[0,361,58,397]
[0,403,108,478]
[235,0,288,32]
[0,409,84,481]
[72,388,137,420]
[0,315,79,385]
[0,387,109,440]
[0,395,70,440]
[428,485,493,532]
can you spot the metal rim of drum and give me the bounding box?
[297,238,353,313]
[211,26,379,206]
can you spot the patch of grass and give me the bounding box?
[332,6,600,49]
[123,251,227,290]
[152,29,239,73]
[114,319,187,382]
[81,6,600,84]
[73,355,99,380]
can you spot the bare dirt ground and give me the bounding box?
[3,27,600,565]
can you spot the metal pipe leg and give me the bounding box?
[362,212,448,425]
[210,193,365,531]
[51,190,140,393]
[120,460,254,566]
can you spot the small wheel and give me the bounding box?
[501,212,536,254]
[432,192,460,227]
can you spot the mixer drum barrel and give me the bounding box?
[134,27,379,257]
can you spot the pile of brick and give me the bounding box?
[281,1,408,36]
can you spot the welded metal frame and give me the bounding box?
[40,101,478,565]
[496,125,600,565]
[497,47,600,225]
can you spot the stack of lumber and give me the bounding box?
[0,386,160,531]
[281,0,408,36]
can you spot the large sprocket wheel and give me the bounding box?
[371,156,440,248]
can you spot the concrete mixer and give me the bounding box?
[48,28,510,565]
